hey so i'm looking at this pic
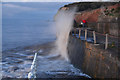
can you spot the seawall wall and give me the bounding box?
[67,35,119,78]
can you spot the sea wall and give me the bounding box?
[67,35,119,78]
[86,21,119,37]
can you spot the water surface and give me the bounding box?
[2,2,90,78]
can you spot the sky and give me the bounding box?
[1,0,120,19]
[2,2,71,20]
[1,0,119,2]
[2,0,119,20]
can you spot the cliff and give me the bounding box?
[74,3,120,23]
[58,2,120,23]
[55,2,120,36]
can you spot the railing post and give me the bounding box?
[105,34,108,49]
[85,29,87,40]
[79,28,81,38]
[74,28,76,36]
[93,31,96,44]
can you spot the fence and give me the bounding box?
[71,28,119,50]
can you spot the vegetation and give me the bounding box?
[108,42,116,48]
[64,2,118,12]
[103,6,120,17]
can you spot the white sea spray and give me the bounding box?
[53,8,76,61]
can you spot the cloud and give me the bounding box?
[3,3,36,11]
[2,3,37,17]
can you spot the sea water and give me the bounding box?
[2,2,90,78]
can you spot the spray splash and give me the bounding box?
[54,8,76,61]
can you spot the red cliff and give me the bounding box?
[74,3,120,23]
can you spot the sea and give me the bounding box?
[2,2,90,78]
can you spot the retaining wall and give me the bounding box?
[87,22,119,37]
[67,35,119,78]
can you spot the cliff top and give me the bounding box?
[62,2,119,12]
[59,2,120,23]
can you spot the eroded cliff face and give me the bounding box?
[55,3,119,23]
[74,3,120,23]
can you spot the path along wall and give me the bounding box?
[67,35,120,78]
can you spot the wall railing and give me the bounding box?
[71,28,119,49]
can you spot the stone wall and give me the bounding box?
[67,35,119,78]
[87,21,119,37]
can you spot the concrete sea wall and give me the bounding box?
[67,35,119,78]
